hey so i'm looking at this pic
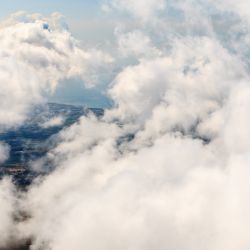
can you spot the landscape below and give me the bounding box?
[0,103,103,187]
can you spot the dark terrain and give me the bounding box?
[0,103,103,187]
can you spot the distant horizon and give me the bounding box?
[46,100,111,109]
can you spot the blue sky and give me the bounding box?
[0,0,101,18]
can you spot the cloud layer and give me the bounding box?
[1,1,250,249]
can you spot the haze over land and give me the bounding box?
[1,0,250,249]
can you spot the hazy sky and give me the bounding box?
[0,0,100,19]
[0,0,115,43]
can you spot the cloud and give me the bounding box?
[39,115,65,129]
[116,30,162,58]
[0,11,112,248]
[2,1,250,249]
[0,179,17,248]
[0,12,112,130]
[0,143,10,164]
[102,0,166,22]
[21,5,250,250]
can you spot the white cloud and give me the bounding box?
[22,37,250,250]
[103,0,166,22]
[0,179,17,248]
[117,30,161,58]
[2,1,250,249]
[0,12,112,130]
[40,116,65,129]
[0,11,112,247]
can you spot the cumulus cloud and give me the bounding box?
[39,115,65,129]
[18,2,250,249]
[0,11,112,130]
[116,30,162,58]
[2,0,250,250]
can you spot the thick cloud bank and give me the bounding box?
[2,1,250,249]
